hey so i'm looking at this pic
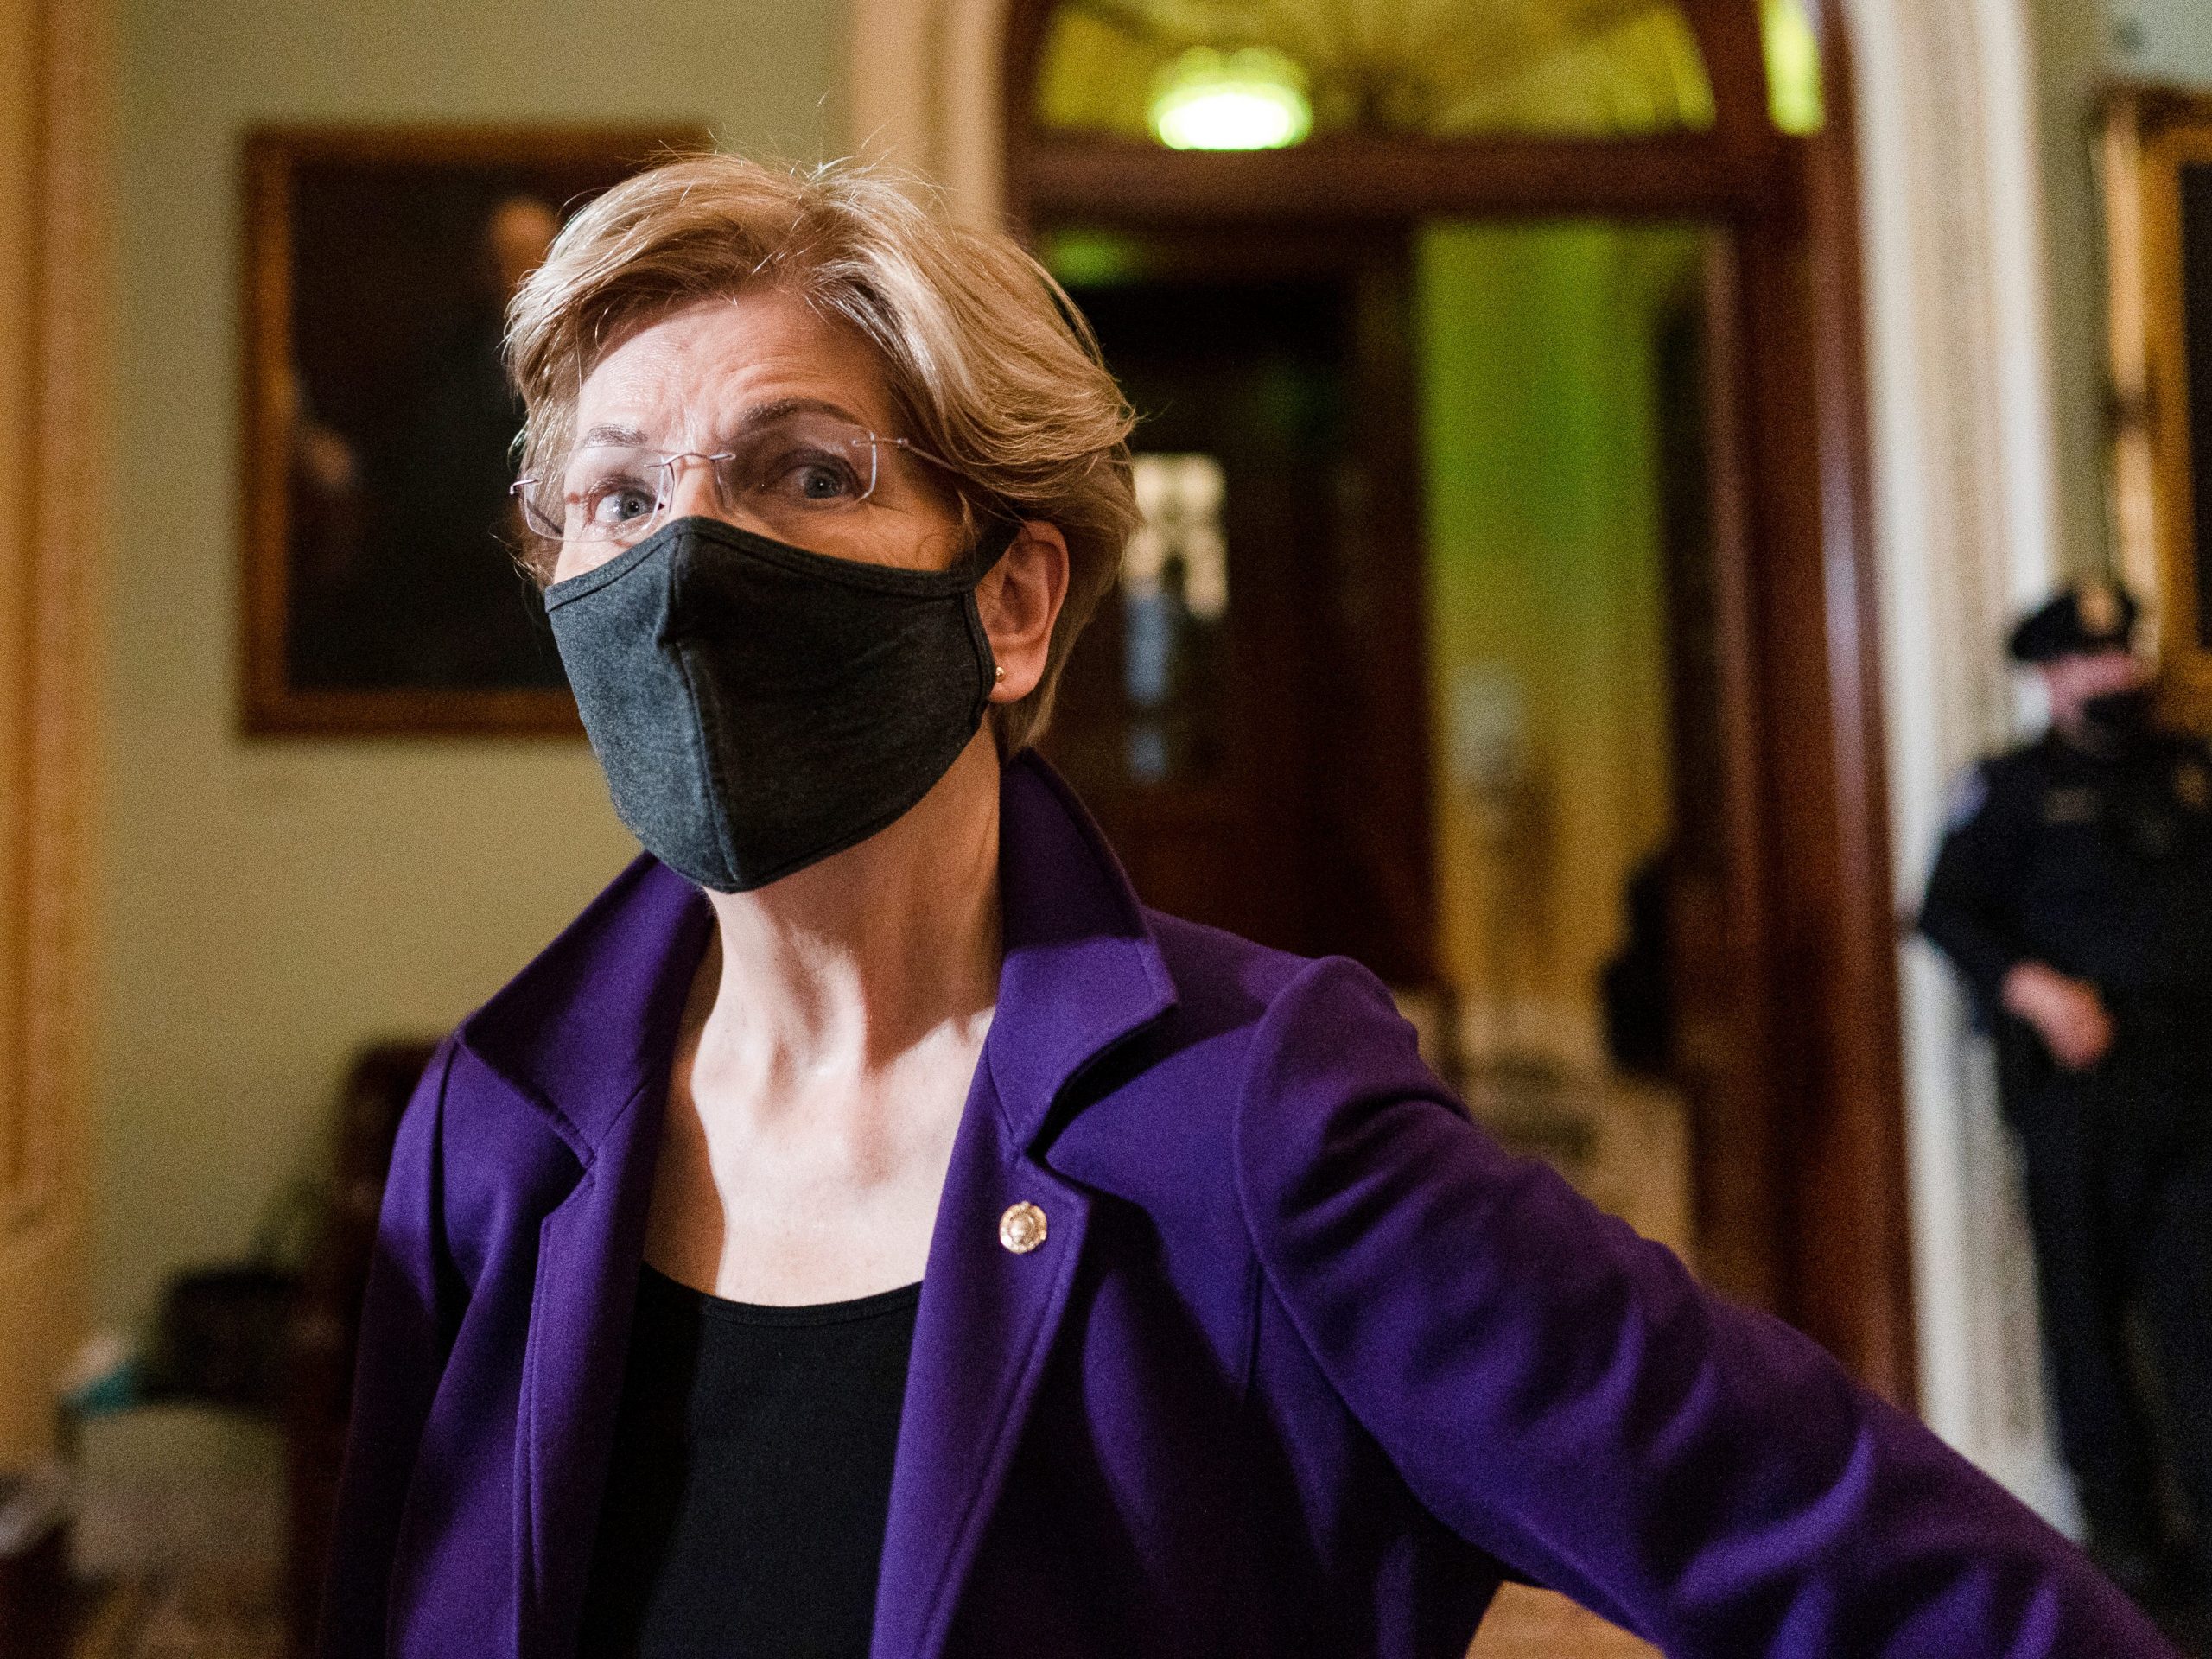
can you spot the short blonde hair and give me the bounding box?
[505,154,1138,755]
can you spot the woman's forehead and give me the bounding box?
[574,289,894,440]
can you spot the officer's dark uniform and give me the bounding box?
[1920,582,2212,1586]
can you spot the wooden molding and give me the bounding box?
[1016,133,1796,224]
[0,0,105,1467]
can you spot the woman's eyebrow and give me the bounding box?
[576,422,650,447]
[721,396,869,435]
[575,398,874,452]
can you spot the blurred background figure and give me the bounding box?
[1921,580,2212,1634]
[287,191,567,690]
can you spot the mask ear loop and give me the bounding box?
[960,511,1023,582]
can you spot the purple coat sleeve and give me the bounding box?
[318,1039,462,1659]
[1234,957,2175,1658]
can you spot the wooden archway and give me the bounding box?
[995,0,1918,1404]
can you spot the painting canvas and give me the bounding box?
[240,125,708,734]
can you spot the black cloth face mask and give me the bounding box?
[2081,685,2154,743]
[545,514,1015,893]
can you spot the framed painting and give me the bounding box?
[2107,89,2212,731]
[239,124,709,735]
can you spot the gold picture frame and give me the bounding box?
[2106,88,2212,732]
[239,124,708,737]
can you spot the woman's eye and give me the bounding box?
[582,480,658,525]
[760,448,861,504]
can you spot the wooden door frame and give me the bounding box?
[0,0,105,1471]
[1001,0,1917,1402]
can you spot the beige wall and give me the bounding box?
[2028,0,2212,589]
[2109,0,2212,84]
[3,0,105,1466]
[102,0,849,1326]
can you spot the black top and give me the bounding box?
[577,1265,922,1658]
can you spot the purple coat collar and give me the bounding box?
[456,749,1174,1158]
[450,751,1179,1659]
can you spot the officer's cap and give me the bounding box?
[2007,579,2139,664]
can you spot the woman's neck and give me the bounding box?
[694,732,1004,1082]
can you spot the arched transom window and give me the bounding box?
[1026,0,1823,156]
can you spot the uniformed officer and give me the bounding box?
[1921,578,2212,1619]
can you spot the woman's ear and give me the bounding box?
[979,521,1070,702]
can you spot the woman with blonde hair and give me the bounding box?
[322,154,2178,1659]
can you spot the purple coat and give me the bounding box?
[323,753,2174,1658]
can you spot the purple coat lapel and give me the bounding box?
[873,756,1174,1659]
[455,859,714,1654]
[514,1116,664,1650]
[870,1081,1096,1659]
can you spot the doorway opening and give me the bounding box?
[1008,0,1914,1400]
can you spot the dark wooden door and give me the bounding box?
[1647,235,1784,1313]
[1044,240,1436,987]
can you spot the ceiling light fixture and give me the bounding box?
[1147,47,1313,151]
